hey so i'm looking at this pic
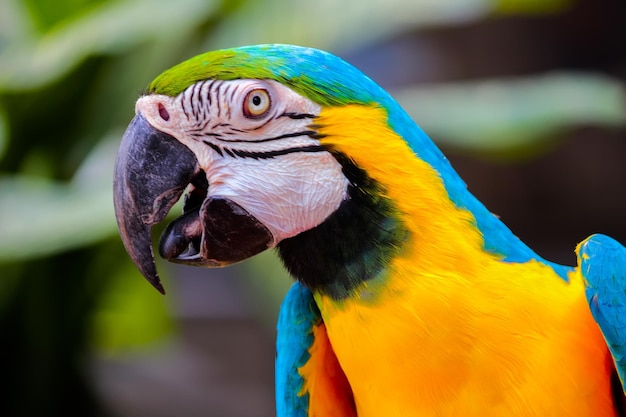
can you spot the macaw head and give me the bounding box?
[113,44,546,296]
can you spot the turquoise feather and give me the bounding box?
[275,282,320,416]
[579,234,626,389]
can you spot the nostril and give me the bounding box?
[158,103,170,121]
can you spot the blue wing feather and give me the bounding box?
[578,233,626,391]
[275,282,320,417]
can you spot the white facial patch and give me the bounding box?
[136,79,349,245]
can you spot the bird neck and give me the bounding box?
[277,104,489,300]
[276,151,408,300]
[278,103,570,301]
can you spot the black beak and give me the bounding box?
[113,114,198,294]
[113,113,274,294]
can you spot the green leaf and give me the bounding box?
[89,258,174,353]
[393,72,626,154]
[0,0,35,49]
[0,104,7,160]
[208,0,492,51]
[494,0,573,14]
[0,176,114,260]
[21,0,110,33]
[0,132,119,261]
[0,0,220,92]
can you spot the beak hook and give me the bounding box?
[113,114,199,293]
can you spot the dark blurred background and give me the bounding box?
[0,0,624,416]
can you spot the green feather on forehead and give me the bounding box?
[147,44,382,107]
[149,49,283,96]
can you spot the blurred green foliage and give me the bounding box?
[395,72,626,157]
[0,0,624,415]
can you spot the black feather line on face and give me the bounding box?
[203,140,326,160]
[206,142,224,157]
[277,150,410,300]
[199,111,324,159]
[213,130,320,144]
[279,112,317,120]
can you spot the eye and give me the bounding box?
[243,89,271,118]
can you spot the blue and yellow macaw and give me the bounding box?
[112,44,626,416]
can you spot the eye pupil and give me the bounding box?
[244,89,270,117]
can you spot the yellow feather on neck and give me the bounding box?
[305,105,613,416]
[316,104,484,282]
